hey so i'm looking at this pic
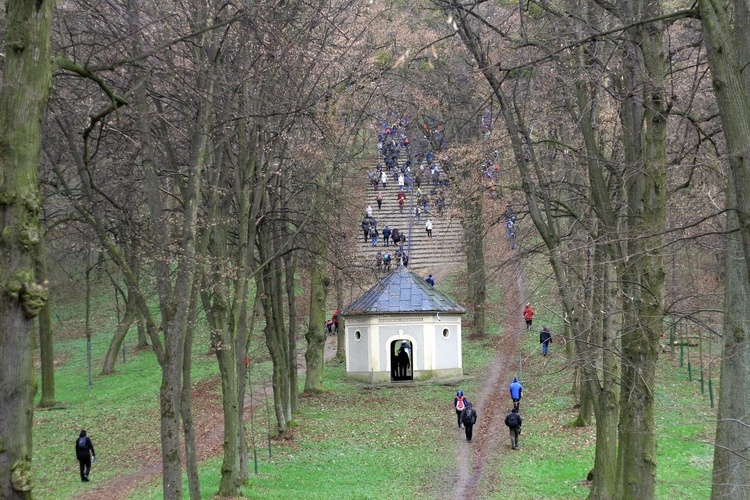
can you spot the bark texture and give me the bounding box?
[0,0,53,497]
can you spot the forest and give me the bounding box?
[0,0,749,498]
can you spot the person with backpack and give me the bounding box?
[540,326,552,356]
[383,252,391,271]
[509,377,523,411]
[370,226,378,247]
[391,228,400,245]
[454,390,468,429]
[425,219,433,237]
[75,430,96,482]
[425,274,435,286]
[504,408,523,449]
[461,402,478,442]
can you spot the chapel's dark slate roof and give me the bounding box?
[342,265,466,315]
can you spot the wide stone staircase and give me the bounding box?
[356,162,466,273]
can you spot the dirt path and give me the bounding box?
[80,337,339,500]
[451,247,526,497]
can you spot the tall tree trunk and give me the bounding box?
[304,240,329,393]
[465,194,486,334]
[697,5,750,495]
[36,237,55,407]
[710,183,750,499]
[258,249,292,432]
[614,6,667,494]
[181,283,200,500]
[587,236,619,500]
[698,0,750,281]
[0,1,53,497]
[285,253,299,412]
[334,266,345,360]
[101,302,137,375]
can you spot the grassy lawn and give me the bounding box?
[33,272,716,499]
[484,330,715,499]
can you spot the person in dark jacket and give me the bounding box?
[425,274,435,286]
[540,326,552,356]
[382,226,391,246]
[75,429,96,481]
[461,402,478,442]
[361,218,370,243]
[453,390,468,429]
[504,408,523,449]
[509,377,523,411]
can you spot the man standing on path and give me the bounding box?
[509,377,523,411]
[461,402,477,442]
[504,408,523,449]
[523,303,534,330]
[540,326,552,356]
[75,430,96,482]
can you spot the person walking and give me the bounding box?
[509,377,523,411]
[376,191,383,210]
[523,303,534,330]
[366,205,373,218]
[370,226,378,246]
[425,219,433,237]
[504,408,523,449]
[382,225,391,246]
[75,430,96,482]
[380,170,388,189]
[454,390,468,429]
[425,274,435,286]
[461,402,478,442]
[361,218,370,243]
[540,326,552,356]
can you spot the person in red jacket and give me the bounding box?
[523,303,534,330]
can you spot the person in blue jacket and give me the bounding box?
[509,377,523,411]
[454,390,468,429]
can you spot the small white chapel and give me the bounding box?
[340,266,466,384]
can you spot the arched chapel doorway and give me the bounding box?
[390,339,413,382]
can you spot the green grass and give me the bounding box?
[481,321,715,499]
[34,273,716,499]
